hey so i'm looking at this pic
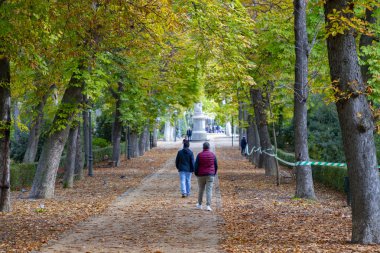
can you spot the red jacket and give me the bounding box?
[194,149,218,176]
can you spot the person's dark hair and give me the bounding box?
[203,142,210,150]
[183,140,190,148]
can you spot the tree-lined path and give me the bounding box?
[37,139,224,253]
[3,135,380,252]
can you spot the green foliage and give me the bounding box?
[276,95,345,163]
[91,143,126,164]
[276,148,295,165]
[10,163,37,190]
[95,113,113,142]
[360,41,380,105]
[10,132,29,162]
[276,148,347,192]
[274,122,295,152]
[307,96,345,163]
[93,137,110,148]
[312,166,347,192]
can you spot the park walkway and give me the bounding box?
[37,137,225,253]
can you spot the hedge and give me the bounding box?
[11,143,127,190]
[276,148,347,192]
[10,163,37,190]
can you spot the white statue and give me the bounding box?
[194,103,202,115]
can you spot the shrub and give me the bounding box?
[91,142,126,163]
[10,163,37,190]
[11,143,127,190]
[10,132,29,163]
[312,165,347,192]
[93,137,111,148]
[276,148,347,192]
[276,149,295,168]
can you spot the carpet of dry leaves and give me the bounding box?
[216,146,380,252]
[3,138,380,253]
[0,147,178,253]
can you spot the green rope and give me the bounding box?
[246,144,380,169]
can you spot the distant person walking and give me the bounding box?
[175,139,195,198]
[186,128,192,141]
[195,142,218,211]
[240,136,247,156]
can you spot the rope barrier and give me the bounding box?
[244,144,380,169]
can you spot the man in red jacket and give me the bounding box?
[194,142,218,211]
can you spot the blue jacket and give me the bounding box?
[175,148,195,172]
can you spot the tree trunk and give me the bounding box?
[130,131,139,158]
[74,123,84,180]
[0,57,11,212]
[252,121,261,165]
[325,0,380,244]
[63,125,79,188]
[23,93,49,163]
[247,113,255,163]
[243,104,248,137]
[138,131,145,156]
[111,82,123,167]
[359,7,377,84]
[144,126,150,152]
[294,0,315,199]
[83,108,89,169]
[238,101,243,141]
[251,88,276,175]
[249,90,261,166]
[29,75,83,199]
[13,101,20,142]
[152,127,158,148]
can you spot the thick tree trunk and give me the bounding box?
[29,75,83,199]
[83,109,89,169]
[63,125,79,188]
[325,0,380,244]
[294,0,315,199]
[74,123,84,180]
[138,131,146,156]
[23,93,49,163]
[130,131,139,158]
[359,7,377,84]
[251,88,276,176]
[0,57,11,212]
[111,82,123,167]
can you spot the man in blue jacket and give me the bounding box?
[175,139,195,198]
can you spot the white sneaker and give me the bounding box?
[206,205,212,211]
[196,203,202,209]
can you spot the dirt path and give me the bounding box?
[37,139,225,253]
